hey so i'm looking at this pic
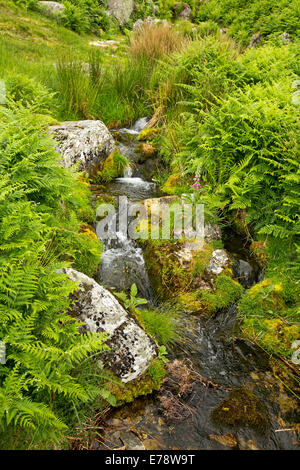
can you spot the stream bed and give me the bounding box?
[91,119,299,451]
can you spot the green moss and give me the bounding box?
[137,128,159,142]
[211,388,268,432]
[192,244,214,277]
[143,240,193,299]
[147,359,166,388]
[143,238,242,315]
[95,194,116,208]
[201,274,243,313]
[161,173,181,195]
[112,131,135,144]
[99,150,129,182]
[108,361,165,406]
[238,278,300,358]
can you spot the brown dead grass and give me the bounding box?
[129,23,188,61]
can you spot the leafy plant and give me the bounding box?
[115,283,148,309]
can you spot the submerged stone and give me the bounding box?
[211,388,268,432]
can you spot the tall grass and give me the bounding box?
[54,53,155,126]
[129,23,187,61]
[55,54,103,120]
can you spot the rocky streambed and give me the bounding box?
[91,119,299,451]
[51,116,299,450]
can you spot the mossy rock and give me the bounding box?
[137,128,159,142]
[112,131,135,144]
[238,278,299,358]
[95,150,129,183]
[161,173,181,195]
[135,143,157,160]
[142,239,199,299]
[95,194,116,208]
[108,359,165,406]
[199,274,243,313]
[143,237,243,314]
[176,274,243,315]
[211,388,268,432]
[79,223,98,242]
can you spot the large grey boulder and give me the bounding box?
[107,0,134,25]
[62,268,157,383]
[49,120,115,173]
[38,1,65,16]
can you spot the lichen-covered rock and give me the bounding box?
[207,249,230,275]
[49,120,115,173]
[61,268,157,383]
[38,1,65,15]
[108,0,133,24]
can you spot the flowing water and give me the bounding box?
[93,119,299,451]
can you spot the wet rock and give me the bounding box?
[144,438,165,450]
[61,268,157,382]
[207,249,230,275]
[49,120,115,173]
[233,259,255,288]
[119,431,145,450]
[249,33,262,48]
[38,1,65,15]
[107,0,134,25]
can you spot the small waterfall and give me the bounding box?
[123,165,133,178]
[97,117,156,302]
[117,116,150,136]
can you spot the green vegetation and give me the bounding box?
[196,0,300,45]
[0,105,106,449]
[0,0,299,449]
[238,239,300,359]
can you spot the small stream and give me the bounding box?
[92,118,299,451]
